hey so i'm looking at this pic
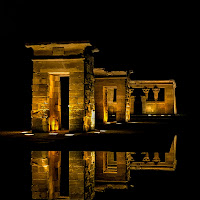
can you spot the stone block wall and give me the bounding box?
[31,71,50,132]
[69,151,85,200]
[31,151,50,199]
[31,151,61,199]
[165,135,177,166]
[31,59,86,132]
[94,78,126,123]
[69,151,96,200]
[26,42,95,133]
[83,151,96,200]
[164,84,176,114]
[31,151,96,200]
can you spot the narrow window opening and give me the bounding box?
[133,89,143,114]
[113,88,117,102]
[113,152,117,161]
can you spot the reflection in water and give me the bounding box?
[31,134,177,199]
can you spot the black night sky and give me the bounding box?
[1,1,194,131]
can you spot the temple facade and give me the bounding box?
[26,42,178,200]
[26,42,177,133]
[94,68,177,124]
[26,42,95,133]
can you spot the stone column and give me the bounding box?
[152,87,160,101]
[31,151,50,199]
[141,88,149,115]
[142,152,150,162]
[142,88,150,100]
[126,89,134,122]
[130,152,136,161]
[153,87,160,114]
[153,152,160,163]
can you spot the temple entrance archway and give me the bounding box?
[60,77,69,130]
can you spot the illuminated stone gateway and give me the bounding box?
[25,42,178,199]
[26,42,95,133]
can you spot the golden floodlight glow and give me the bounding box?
[64,134,74,136]
[24,133,34,136]
[51,118,59,131]
[21,131,28,134]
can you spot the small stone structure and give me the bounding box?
[128,80,177,116]
[94,68,177,123]
[26,42,95,133]
[94,68,127,123]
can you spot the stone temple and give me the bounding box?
[24,41,178,199]
[26,41,177,133]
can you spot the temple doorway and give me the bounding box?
[60,77,69,130]
[133,89,143,115]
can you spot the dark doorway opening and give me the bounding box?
[134,95,142,114]
[60,77,69,130]
[133,89,143,115]
[60,151,69,196]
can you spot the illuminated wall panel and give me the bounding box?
[95,78,126,123]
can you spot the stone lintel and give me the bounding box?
[130,80,176,87]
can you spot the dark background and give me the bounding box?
[0,1,197,199]
[1,1,194,131]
